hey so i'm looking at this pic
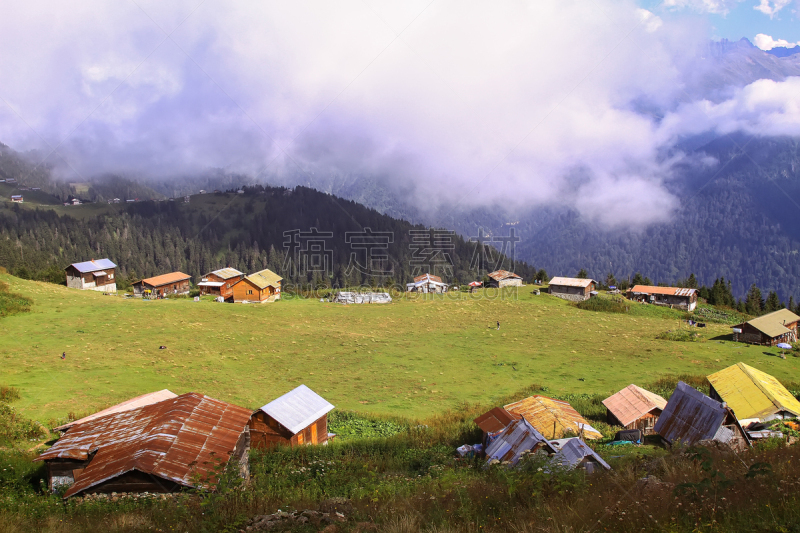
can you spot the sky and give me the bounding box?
[0,0,799,228]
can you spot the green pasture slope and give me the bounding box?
[1,273,798,424]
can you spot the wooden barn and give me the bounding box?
[547,277,597,302]
[602,384,667,435]
[406,273,448,293]
[64,259,117,293]
[248,385,334,449]
[731,309,799,346]
[627,285,698,311]
[35,393,252,497]
[197,267,245,300]
[132,272,191,297]
[231,269,282,303]
[486,270,523,288]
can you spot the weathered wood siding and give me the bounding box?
[232,280,278,303]
[248,412,328,449]
[606,409,661,436]
[64,266,116,292]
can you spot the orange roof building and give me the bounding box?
[132,272,192,297]
[602,384,667,435]
[504,395,603,440]
[627,285,698,311]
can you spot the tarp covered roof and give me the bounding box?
[54,390,178,431]
[474,407,521,434]
[602,385,667,427]
[735,309,800,339]
[505,395,603,440]
[707,362,800,420]
[36,393,252,498]
[140,272,191,287]
[243,269,282,289]
[629,285,697,297]
[67,259,116,273]
[547,277,596,288]
[258,384,334,435]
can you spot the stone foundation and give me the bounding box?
[551,292,588,302]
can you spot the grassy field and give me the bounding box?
[1,273,798,425]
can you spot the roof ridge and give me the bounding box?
[737,362,786,414]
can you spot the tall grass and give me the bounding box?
[0,281,32,318]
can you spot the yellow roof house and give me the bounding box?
[707,362,800,422]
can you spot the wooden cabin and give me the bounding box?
[486,270,523,288]
[10,195,23,203]
[231,269,282,303]
[602,384,667,436]
[731,309,799,346]
[132,272,191,297]
[547,277,597,302]
[249,385,334,449]
[627,285,698,311]
[198,267,245,300]
[64,259,117,293]
[708,362,800,422]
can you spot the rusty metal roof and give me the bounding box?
[413,273,443,283]
[629,285,696,297]
[54,390,178,431]
[484,418,555,465]
[504,395,603,440]
[707,362,800,420]
[734,309,800,339]
[602,385,667,427]
[35,393,252,498]
[547,277,596,288]
[654,381,742,446]
[487,270,522,281]
[209,267,244,280]
[474,407,521,434]
[140,272,192,287]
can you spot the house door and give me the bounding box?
[311,423,317,444]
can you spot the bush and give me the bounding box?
[575,297,630,313]
[189,288,200,297]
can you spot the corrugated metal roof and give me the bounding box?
[602,385,667,427]
[547,277,595,288]
[140,272,191,287]
[504,395,603,440]
[413,273,443,283]
[258,385,334,435]
[67,259,117,273]
[707,362,800,420]
[210,267,244,280]
[54,390,178,431]
[198,281,225,287]
[474,407,521,434]
[654,382,728,445]
[736,309,800,338]
[243,269,282,290]
[629,285,696,297]
[36,393,252,498]
[487,270,522,281]
[484,418,554,465]
[551,438,611,471]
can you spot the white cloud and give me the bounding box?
[637,9,663,33]
[753,0,793,17]
[662,0,743,14]
[754,33,799,50]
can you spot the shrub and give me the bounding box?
[575,297,630,313]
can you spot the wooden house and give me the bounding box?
[731,309,799,346]
[602,384,667,435]
[231,269,282,303]
[707,362,800,422]
[406,273,448,293]
[10,195,23,203]
[504,395,603,440]
[547,277,597,302]
[627,285,698,311]
[198,267,245,300]
[65,259,117,293]
[35,393,252,497]
[654,381,750,451]
[132,272,191,297]
[248,385,334,449]
[486,270,523,288]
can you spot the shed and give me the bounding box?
[249,385,334,449]
[731,309,799,346]
[198,267,245,300]
[626,285,698,311]
[232,269,282,303]
[486,270,523,288]
[504,395,603,440]
[474,407,521,448]
[406,273,448,293]
[484,418,555,466]
[549,438,611,473]
[132,272,191,297]
[707,362,800,422]
[654,381,750,451]
[64,259,117,293]
[35,393,252,497]
[547,277,597,302]
[602,384,667,435]
[54,390,177,432]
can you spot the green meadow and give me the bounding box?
[1,273,798,424]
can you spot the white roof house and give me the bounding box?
[257,385,334,435]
